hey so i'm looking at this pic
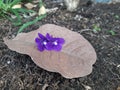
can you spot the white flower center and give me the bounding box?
[54,41,58,45]
[43,41,47,45]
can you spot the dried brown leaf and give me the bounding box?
[24,3,37,9]
[4,24,97,78]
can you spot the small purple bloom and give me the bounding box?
[35,33,49,51]
[35,33,65,52]
[46,38,65,51]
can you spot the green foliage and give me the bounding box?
[17,0,47,34]
[11,8,36,25]
[0,0,46,34]
[39,0,44,7]
[93,24,101,33]
[108,30,116,36]
[17,14,47,34]
[0,0,36,25]
[114,15,119,19]
[0,0,21,12]
[21,0,33,3]
[0,0,21,26]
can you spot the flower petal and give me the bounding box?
[53,45,62,51]
[37,43,44,51]
[35,38,44,45]
[46,33,53,40]
[56,38,65,44]
[35,38,40,43]
[45,42,53,50]
[38,33,46,39]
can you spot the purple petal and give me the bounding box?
[56,38,65,45]
[38,33,46,39]
[49,38,56,42]
[37,43,44,51]
[46,33,53,40]
[53,45,62,51]
[35,38,44,45]
[35,38,40,43]
[45,42,53,50]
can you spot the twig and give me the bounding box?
[42,83,49,90]
[78,29,92,33]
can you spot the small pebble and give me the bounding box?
[7,60,11,64]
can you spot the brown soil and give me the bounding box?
[0,1,120,90]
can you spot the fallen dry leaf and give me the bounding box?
[38,5,46,15]
[46,7,58,13]
[32,0,40,3]
[24,3,37,9]
[12,4,22,9]
[4,24,97,78]
[82,83,92,90]
[117,86,120,90]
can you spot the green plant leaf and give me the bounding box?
[93,24,101,33]
[108,30,116,35]
[14,8,35,14]
[11,9,22,25]
[17,14,47,34]
[39,0,44,7]
[0,0,21,11]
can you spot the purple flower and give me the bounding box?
[35,33,49,51]
[35,33,65,52]
[46,37,65,51]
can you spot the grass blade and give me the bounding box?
[15,8,36,14]
[11,9,22,25]
[17,14,47,34]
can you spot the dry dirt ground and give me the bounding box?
[0,1,120,90]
